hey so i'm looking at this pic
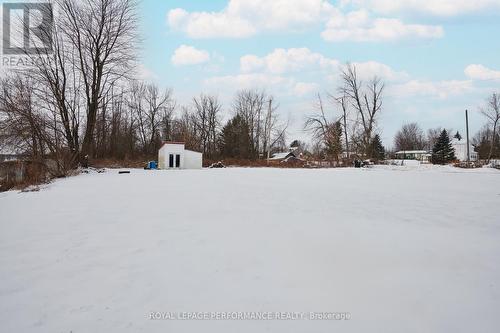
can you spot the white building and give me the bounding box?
[451,139,478,162]
[394,150,432,163]
[158,142,202,169]
[0,145,24,162]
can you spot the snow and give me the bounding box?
[1,166,499,332]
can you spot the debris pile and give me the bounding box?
[209,161,226,168]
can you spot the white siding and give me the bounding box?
[184,150,202,169]
[452,140,478,162]
[158,143,185,169]
[158,143,202,169]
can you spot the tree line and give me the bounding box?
[0,0,498,175]
[0,0,289,175]
[392,92,500,163]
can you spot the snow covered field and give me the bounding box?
[1,166,499,332]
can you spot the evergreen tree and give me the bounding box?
[220,114,252,159]
[368,134,385,160]
[454,131,462,141]
[432,129,456,164]
[324,121,343,162]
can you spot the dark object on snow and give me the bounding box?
[82,155,89,168]
[144,161,158,170]
[209,161,226,168]
[354,159,362,168]
[362,159,374,167]
[81,167,105,174]
[118,171,130,174]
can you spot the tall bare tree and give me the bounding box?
[192,94,221,158]
[58,0,138,160]
[481,93,500,162]
[232,90,266,158]
[143,84,175,153]
[333,93,350,159]
[16,1,83,165]
[340,63,384,157]
[305,94,343,164]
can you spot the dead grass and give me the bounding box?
[204,158,310,168]
[90,157,151,169]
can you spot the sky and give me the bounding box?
[132,1,497,147]
[0,0,500,148]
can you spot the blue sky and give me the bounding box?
[138,0,500,147]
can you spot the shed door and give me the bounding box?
[175,154,181,168]
[169,154,174,168]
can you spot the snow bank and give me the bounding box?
[387,159,422,167]
[1,167,499,332]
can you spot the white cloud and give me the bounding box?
[171,45,210,66]
[241,48,339,74]
[321,9,444,42]
[344,0,500,17]
[240,48,407,82]
[391,80,474,99]
[293,82,320,96]
[351,61,409,81]
[167,8,255,38]
[206,47,413,101]
[204,73,291,91]
[204,73,318,97]
[167,1,447,43]
[464,64,500,81]
[240,55,265,73]
[167,0,335,38]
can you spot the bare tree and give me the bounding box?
[394,122,426,151]
[472,125,500,160]
[232,90,266,158]
[58,0,139,161]
[127,82,146,151]
[305,94,343,164]
[340,63,384,157]
[262,97,287,159]
[192,94,221,158]
[0,77,47,158]
[333,93,350,159]
[171,106,198,151]
[143,84,175,153]
[481,93,500,162]
[15,1,83,165]
[0,76,72,174]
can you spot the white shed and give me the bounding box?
[158,142,202,169]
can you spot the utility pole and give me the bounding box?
[266,98,273,163]
[466,109,470,167]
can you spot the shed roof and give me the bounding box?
[269,151,295,160]
[163,141,185,145]
[395,150,429,154]
[160,141,185,149]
